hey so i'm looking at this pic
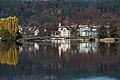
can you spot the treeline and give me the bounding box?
[1,0,120,37]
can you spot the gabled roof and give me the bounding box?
[59,26,65,28]
[59,26,70,30]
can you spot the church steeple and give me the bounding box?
[59,22,62,27]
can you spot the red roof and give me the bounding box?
[59,26,65,28]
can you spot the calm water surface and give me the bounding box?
[0,40,120,80]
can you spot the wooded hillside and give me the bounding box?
[0,0,120,32]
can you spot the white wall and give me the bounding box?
[59,27,70,37]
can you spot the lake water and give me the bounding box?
[0,40,120,80]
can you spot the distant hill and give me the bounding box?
[0,0,120,29]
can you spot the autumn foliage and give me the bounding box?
[0,16,18,40]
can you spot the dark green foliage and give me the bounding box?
[71,24,79,36]
[39,27,44,36]
[97,25,108,38]
[109,25,119,38]
[16,30,23,40]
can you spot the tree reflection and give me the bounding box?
[98,42,108,54]
[0,42,18,66]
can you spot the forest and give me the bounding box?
[1,0,120,37]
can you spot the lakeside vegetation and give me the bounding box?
[0,16,18,40]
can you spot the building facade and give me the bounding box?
[58,26,71,37]
[79,25,98,38]
[51,22,71,37]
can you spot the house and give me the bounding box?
[51,22,71,37]
[58,22,70,37]
[79,25,98,38]
[58,26,70,37]
[34,29,39,36]
[22,26,39,37]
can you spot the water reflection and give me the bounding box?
[17,41,120,79]
[79,42,98,53]
[51,40,98,54]
[0,40,120,80]
[0,42,18,66]
[51,40,71,58]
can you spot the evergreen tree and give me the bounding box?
[97,25,108,38]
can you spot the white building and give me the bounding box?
[58,22,70,37]
[34,29,39,36]
[58,26,71,37]
[79,25,98,38]
[51,22,71,37]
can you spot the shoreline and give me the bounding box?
[16,37,117,43]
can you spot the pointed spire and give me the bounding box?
[59,22,61,27]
